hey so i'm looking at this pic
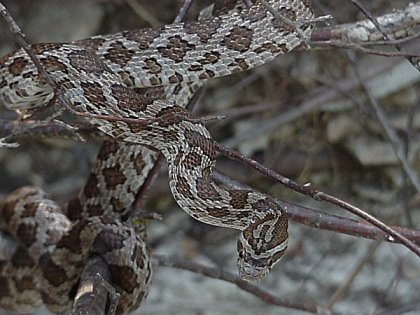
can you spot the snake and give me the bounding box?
[0,0,314,313]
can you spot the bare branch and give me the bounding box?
[153,254,322,314]
[72,256,115,315]
[215,143,420,256]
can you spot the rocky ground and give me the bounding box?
[0,0,419,314]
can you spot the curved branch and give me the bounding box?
[215,144,420,257]
[213,171,420,245]
[153,254,322,314]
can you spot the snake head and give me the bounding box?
[237,211,288,282]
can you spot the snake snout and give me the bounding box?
[237,260,268,283]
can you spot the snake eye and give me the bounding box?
[238,250,244,259]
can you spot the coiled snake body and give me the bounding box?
[0,0,313,313]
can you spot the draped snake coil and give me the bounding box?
[0,0,314,313]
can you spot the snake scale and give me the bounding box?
[0,0,313,313]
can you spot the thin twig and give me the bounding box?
[348,0,420,73]
[347,31,420,47]
[0,119,106,142]
[0,3,55,89]
[259,0,311,46]
[314,41,420,58]
[340,1,420,192]
[0,1,85,128]
[349,60,420,192]
[72,110,225,127]
[0,119,84,147]
[311,3,420,45]
[323,241,381,309]
[174,0,194,23]
[348,0,391,39]
[125,0,161,26]
[153,254,322,314]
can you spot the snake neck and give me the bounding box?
[146,120,272,231]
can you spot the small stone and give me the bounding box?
[345,136,397,166]
[326,115,361,143]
